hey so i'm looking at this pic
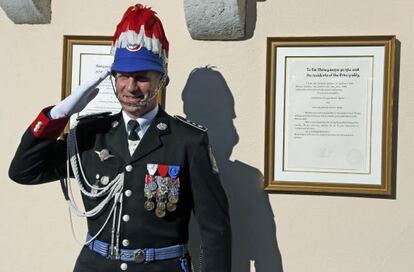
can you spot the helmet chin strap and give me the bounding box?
[109,74,167,107]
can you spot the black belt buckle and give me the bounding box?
[134,249,146,263]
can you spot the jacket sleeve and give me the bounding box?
[9,106,69,185]
[189,132,232,272]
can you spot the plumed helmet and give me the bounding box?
[111,4,169,74]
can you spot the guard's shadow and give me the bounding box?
[182,67,284,272]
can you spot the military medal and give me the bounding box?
[154,165,169,217]
[144,176,155,211]
[157,165,168,177]
[168,166,180,179]
[148,181,157,191]
[158,183,168,194]
[145,163,182,218]
[145,191,155,199]
[147,164,158,176]
[155,208,166,218]
[167,202,177,212]
[167,165,181,208]
[144,164,159,211]
[157,201,166,210]
[159,177,168,186]
[144,200,155,211]
[168,194,179,204]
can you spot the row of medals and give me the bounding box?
[144,175,180,218]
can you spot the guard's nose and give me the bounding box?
[126,77,137,92]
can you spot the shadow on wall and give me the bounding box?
[182,67,284,272]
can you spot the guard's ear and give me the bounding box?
[158,74,169,89]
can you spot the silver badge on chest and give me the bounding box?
[156,122,168,131]
[95,149,115,161]
[111,121,119,128]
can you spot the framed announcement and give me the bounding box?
[264,36,396,196]
[62,36,117,128]
[61,35,165,128]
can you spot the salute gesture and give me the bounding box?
[50,69,111,119]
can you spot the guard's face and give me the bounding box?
[114,71,162,118]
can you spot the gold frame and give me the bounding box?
[264,36,396,196]
[61,35,166,108]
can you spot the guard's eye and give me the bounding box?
[116,74,150,83]
[115,74,128,81]
[133,76,150,82]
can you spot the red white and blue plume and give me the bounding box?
[111,4,169,74]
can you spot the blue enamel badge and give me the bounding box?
[168,165,180,179]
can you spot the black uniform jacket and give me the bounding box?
[9,106,231,272]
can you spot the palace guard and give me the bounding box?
[9,4,231,272]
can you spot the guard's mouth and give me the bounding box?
[120,95,148,107]
[124,94,145,102]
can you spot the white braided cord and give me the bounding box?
[63,126,125,248]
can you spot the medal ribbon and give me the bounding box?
[147,163,158,176]
[168,165,180,179]
[158,165,168,177]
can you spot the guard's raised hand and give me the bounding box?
[50,69,111,119]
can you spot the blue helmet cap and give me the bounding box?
[111,47,165,74]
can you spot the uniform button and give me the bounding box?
[125,165,133,172]
[34,121,43,132]
[125,190,132,197]
[95,174,100,179]
[120,263,128,271]
[122,214,130,222]
[122,239,130,247]
[100,176,109,186]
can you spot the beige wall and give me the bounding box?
[1,0,413,271]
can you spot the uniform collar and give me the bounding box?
[126,106,170,163]
[122,104,159,137]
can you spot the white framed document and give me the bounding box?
[62,36,117,128]
[264,36,396,196]
[61,35,165,128]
